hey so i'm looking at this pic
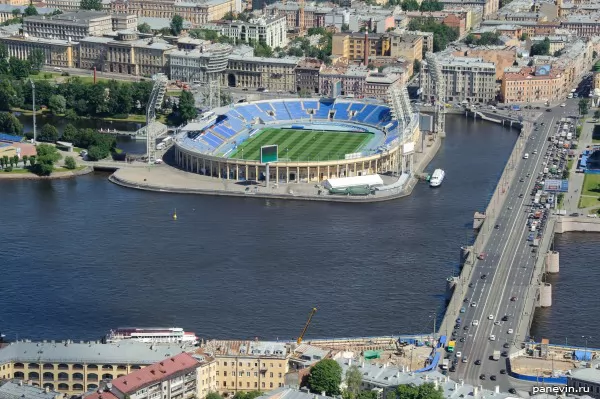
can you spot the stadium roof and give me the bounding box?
[323,175,384,190]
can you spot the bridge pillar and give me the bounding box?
[545,251,560,273]
[473,212,486,230]
[540,283,552,307]
[445,276,458,300]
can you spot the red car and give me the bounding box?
[478,253,486,260]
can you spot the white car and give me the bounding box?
[456,352,462,358]
[472,320,479,326]
[561,103,566,107]
[508,329,514,334]
[489,335,496,341]
[462,357,468,363]
[470,302,477,307]
[488,314,494,320]
[494,321,501,326]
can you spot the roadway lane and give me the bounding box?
[447,98,581,391]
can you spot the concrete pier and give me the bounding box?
[545,251,560,273]
[540,283,552,307]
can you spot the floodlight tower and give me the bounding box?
[425,52,446,136]
[146,73,168,163]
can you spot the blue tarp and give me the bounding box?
[580,155,588,169]
[438,336,447,347]
[574,350,592,361]
[415,351,441,373]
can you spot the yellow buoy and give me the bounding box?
[173,209,177,220]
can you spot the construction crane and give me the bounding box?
[297,307,317,345]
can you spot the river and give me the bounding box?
[2,115,588,344]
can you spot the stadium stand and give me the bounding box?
[354,104,378,122]
[236,104,262,122]
[314,102,334,119]
[302,100,319,111]
[0,133,23,142]
[286,101,309,119]
[225,115,245,131]
[332,103,350,120]
[271,102,292,120]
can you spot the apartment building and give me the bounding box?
[222,49,299,92]
[202,340,289,395]
[43,0,81,11]
[0,340,196,396]
[264,3,347,31]
[403,11,469,36]
[23,11,112,40]
[0,35,76,68]
[452,46,516,80]
[561,15,600,37]
[421,55,497,103]
[168,42,232,83]
[332,32,423,64]
[111,13,138,31]
[501,65,565,103]
[295,57,323,94]
[319,64,402,101]
[530,35,570,54]
[109,0,238,25]
[85,353,205,399]
[220,16,287,49]
[439,0,497,18]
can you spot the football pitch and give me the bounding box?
[229,128,373,162]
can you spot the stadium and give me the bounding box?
[173,87,420,189]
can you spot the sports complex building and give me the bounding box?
[173,87,420,186]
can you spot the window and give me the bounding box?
[270,383,273,388]
[224,362,227,366]
[262,382,265,388]
[224,371,227,377]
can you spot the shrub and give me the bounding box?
[64,156,77,170]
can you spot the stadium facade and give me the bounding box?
[173,94,419,184]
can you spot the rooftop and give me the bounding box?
[0,340,193,365]
[204,340,288,357]
[0,380,60,399]
[504,66,563,80]
[25,10,110,23]
[570,364,600,384]
[257,387,333,399]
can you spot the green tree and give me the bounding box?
[32,143,61,176]
[24,4,38,16]
[9,57,30,79]
[28,155,35,166]
[308,359,342,396]
[413,59,421,74]
[12,154,18,167]
[401,0,420,10]
[86,144,109,161]
[396,383,443,399]
[206,393,222,399]
[419,0,443,11]
[39,124,59,142]
[594,109,600,119]
[520,33,528,40]
[341,23,349,31]
[80,0,102,10]
[0,112,23,134]
[137,22,152,33]
[344,365,362,398]
[530,37,550,56]
[579,98,589,116]
[49,94,66,114]
[27,48,45,73]
[11,8,19,17]
[22,154,28,167]
[170,14,184,36]
[64,155,76,169]
[407,18,458,52]
[386,391,396,399]
[178,90,197,123]
[61,124,78,142]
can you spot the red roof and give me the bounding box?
[84,391,119,399]
[111,352,200,394]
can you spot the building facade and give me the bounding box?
[222,53,299,92]
[23,11,113,40]
[421,55,497,103]
[109,0,238,25]
[168,42,232,83]
[500,65,565,103]
[220,16,287,49]
[295,57,322,94]
[332,32,423,64]
[0,36,76,68]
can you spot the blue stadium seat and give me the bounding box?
[364,106,388,125]
[332,103,350,120]
[348,103,366,114]
[257,102,274,113]
[354,104,378,122]
[303,101,318,110]
[271,102,292,120]
[225,115,244,131]
[236,104,262,121]
[314,102,333,119]
[202,133,224,148]
[286,101,308,119]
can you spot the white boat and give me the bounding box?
[104,327,198,345]
[430,169,445,187]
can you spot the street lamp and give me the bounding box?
[30,80,36,143]
[582,335,592,361]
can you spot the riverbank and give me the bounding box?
[109,135,442,203]
[12,108,160,124]
[0,166,92,180]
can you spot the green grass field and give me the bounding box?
[229,128,372,162]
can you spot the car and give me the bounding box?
[510,296,517,301]
[509,389,517,394]
[449,366,456,372]
[508,328,514,334]
[464,326,470,331]
[488,314,494,320]
[561,103,566,107]
[503,343,510,348]
[478,253,486,260]
[472,320,479,326]
[502,351,508,357]
[464,297,470,303]
[490,375,497,381]
[475,360,481,365]
[462,357,468,363]
[460,307,466,313]
[519,193,524,198]
[468,283,474,288]
[495,224,500,229]
[546,108,552,112]
[500,369,507,374]
[570,212,580,216]
[502,315,509,321]
[456,352,462,358]
[459,337,465,342]
[489,335,496,341]
[471,302,477,307]
[481,274,487,279]
[494,321,501,326]
[519,177,524,182]
[480,374,486,380]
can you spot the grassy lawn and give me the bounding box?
[567,159,574,171]
[28,72,61,81]
[166,90,182,97]
[582,173,600,196]
[229,128,373,161]
[578,195,600,208]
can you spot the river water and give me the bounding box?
[1,115,595,344]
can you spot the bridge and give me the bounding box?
[436,98,582,392]
[80,160,153,171]
[96,121,168,140]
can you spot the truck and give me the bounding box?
[447,341,456,353]
[441,359,449,370]
[492,350,501,361]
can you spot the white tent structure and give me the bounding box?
[323,175,384,190]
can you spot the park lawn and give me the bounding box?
[167,90,182,97]
[229,128,373,162]
[578,195,600,208]
[582,173,600,196]
[567,159,574,171]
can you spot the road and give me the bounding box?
[447,98,581,392]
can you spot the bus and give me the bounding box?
[447,341,456,353]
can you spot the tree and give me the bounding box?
[39,124,59,142]
[0,112,23,134]
[22,155,28,167]
[344,365,362,398]
[308,359,342,396]
[137,22,152,33]
[407,18,458,52]
[594,109,600,120]
[386,391,396,399]
[419,0,443,11]
[341,23,350,31]
[520,33,528,41]
[530,37,550,56]
[205,393,222,399]
[32,143,61,176]
[579,98,589,116]
[178,90,197,123]
[29,155,35,166]
[62,124,78,143]
[396,383,443,399]
[232,392,263,399]
[401,0,420,10]
[64,155,76,169]
[170,14,184,36]
[28,48,45,74]
[24,4,38,16]
[80,0,102,10]
[9,57,30,79]
[413,59,421,74]
[223,10,236,20]
[49,94,66,114]
[11,8,19,17]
